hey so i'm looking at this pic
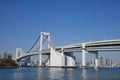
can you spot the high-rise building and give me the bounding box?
[3,52,7,59]
[0,54,1,59]
[108,59,113,67]
[90,59,95,66]
[8,54,12,59]
[3,52,12,59]
[106,58,111,67]
[107,59,113,67]
[102,58,113,67]
[99,57,104,67]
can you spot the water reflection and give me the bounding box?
[2,67,119,80]
[48,68,65,80]
[82,69,87,80]
[48,68,76,80]
[13,67,39,80]
[37,67,49,80]
[95,69,99,79]
[13,68,26,80]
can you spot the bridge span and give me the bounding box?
[15,32,120,69]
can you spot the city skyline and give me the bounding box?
[0,0,120,63]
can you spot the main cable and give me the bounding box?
[27,35,40,53]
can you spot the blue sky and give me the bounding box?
[0,0,120,63]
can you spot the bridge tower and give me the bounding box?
[16,48,23,59]
[16,48,23,66]
[39,32,51,66]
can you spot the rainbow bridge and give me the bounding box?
[15,32,120,68]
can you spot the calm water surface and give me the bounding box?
[0,67,120,80]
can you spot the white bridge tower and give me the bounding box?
[39,32,51,66]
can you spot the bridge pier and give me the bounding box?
[94,52,99,69]
[81,43,87,69]
[49,47,65,67]
[48,47,76,68]
[81,49,87,69]
[39,53,43,67]
[64,52,76,67]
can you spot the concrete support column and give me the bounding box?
[39,54,42,66]
[95,52,99,69]
[82,43,87,69]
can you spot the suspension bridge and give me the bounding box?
[15,32,120,69]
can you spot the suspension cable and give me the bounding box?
[27,35,40,53]
[51,35,60,47]
[28,33,60,52]
[36,36,48,50]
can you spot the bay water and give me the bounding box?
[0,67,120,80]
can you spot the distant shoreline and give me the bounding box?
[0,59,18,68]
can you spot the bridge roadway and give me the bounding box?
[16,39,120,61]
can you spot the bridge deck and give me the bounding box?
[16,39,120,61]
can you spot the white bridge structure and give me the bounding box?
[15,32,120,68]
